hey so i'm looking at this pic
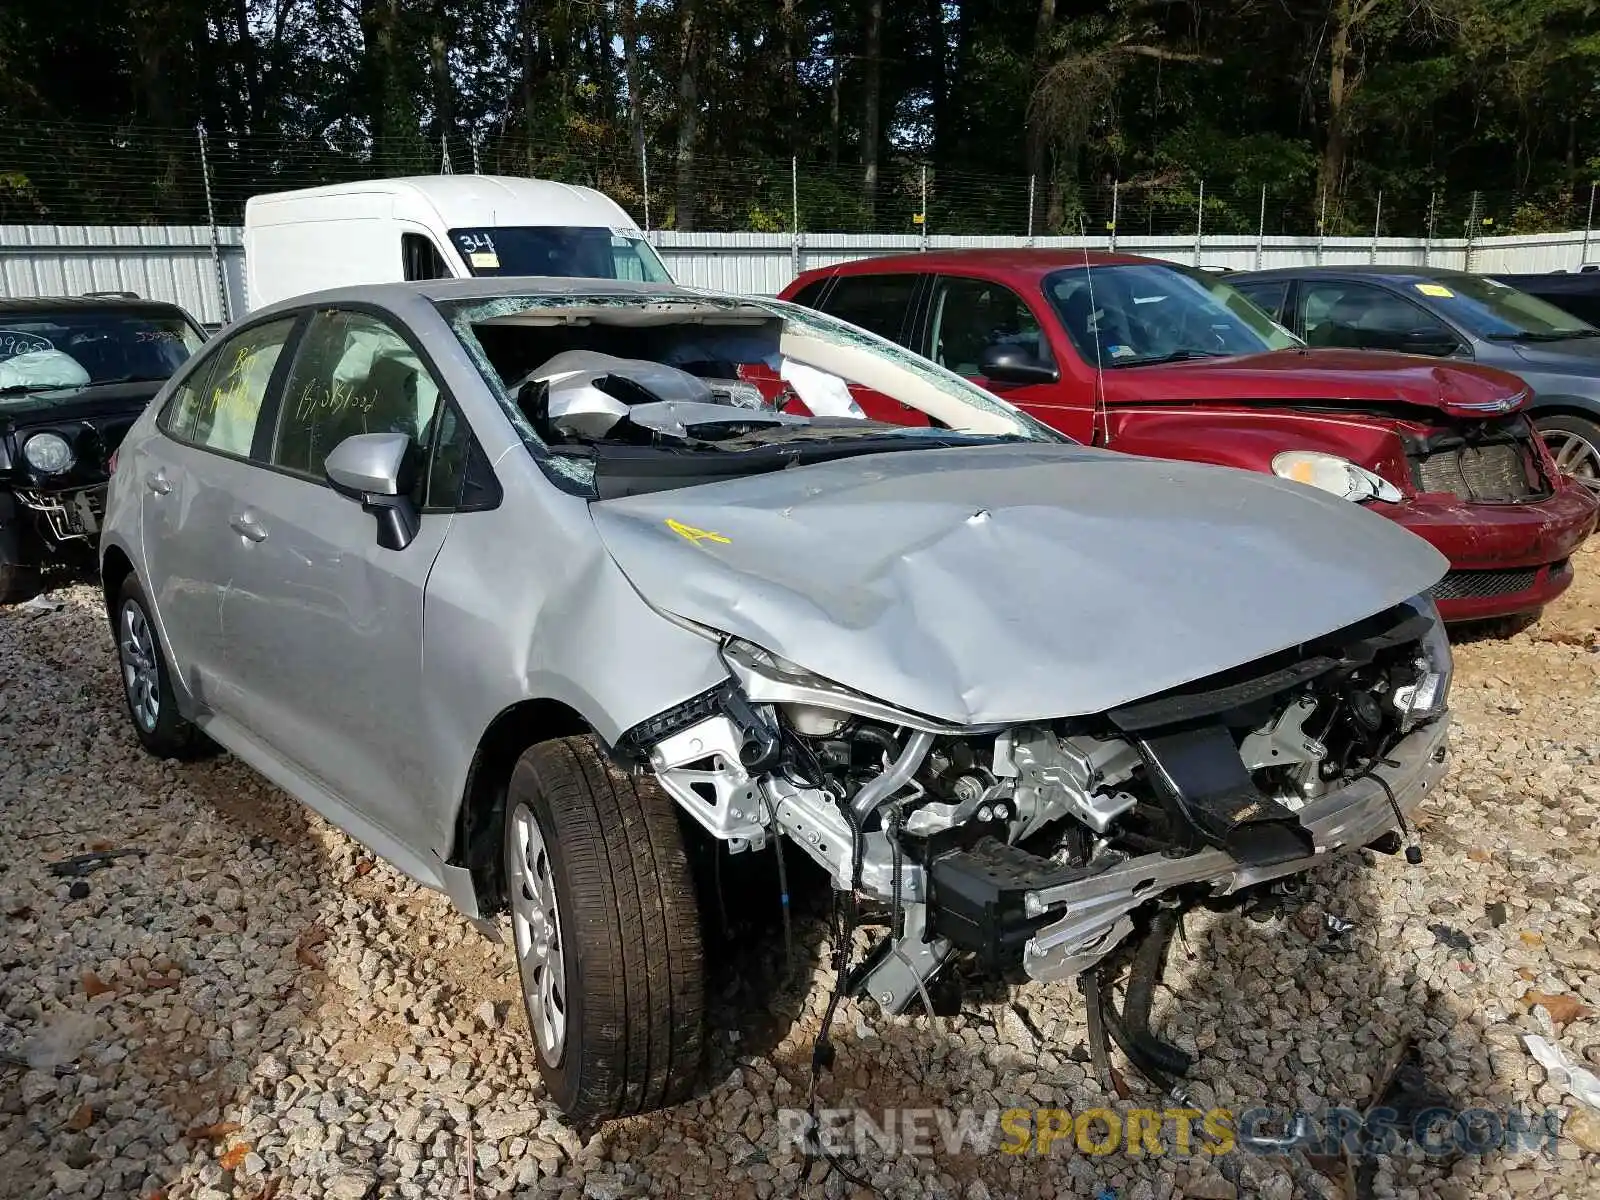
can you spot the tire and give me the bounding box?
[1536,414,1600,498]
[503,735,705,1123]
[114,574,206,759]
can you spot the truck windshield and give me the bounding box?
[450,227,672,283]
[1044,263,1299,367]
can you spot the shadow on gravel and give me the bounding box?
[608,829,1530,1200]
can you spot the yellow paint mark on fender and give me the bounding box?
[665,518,731,546]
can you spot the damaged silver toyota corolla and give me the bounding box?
[100,278,1452,1123]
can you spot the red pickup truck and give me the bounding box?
[778,250,1598,622]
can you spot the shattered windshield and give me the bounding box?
[1044,263,1300,367]
[0,309,204,396]
[442,292,1060,491]
[449,227,672,283]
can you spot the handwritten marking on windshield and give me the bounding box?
[665,519,731,546]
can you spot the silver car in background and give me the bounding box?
[100,278,1453,1122]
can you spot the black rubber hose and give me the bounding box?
[1116,914,1194,1077]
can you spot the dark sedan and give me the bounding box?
[1230,266,1600,498]
[0,296,206,600]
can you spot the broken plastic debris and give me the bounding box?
[779,358,863,419]
[1523,1034,1600,1110]
[22,1012,96,1073]
[15,593,65,613]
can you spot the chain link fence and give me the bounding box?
[4,120,1599,245]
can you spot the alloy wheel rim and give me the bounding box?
[508,802,567,1062]
[118,602,160,732]
[1543,428,1600,497]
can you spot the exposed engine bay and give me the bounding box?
[620,595,1452,1090]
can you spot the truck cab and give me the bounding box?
[243,176,670,310]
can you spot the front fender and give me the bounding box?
[1105,406,1407,480]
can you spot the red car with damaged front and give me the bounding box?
[776,250,1598,622]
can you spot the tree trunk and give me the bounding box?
[1025,0,1057,232]
[1318,1,1353,228]
[927,0,946,165]
[829,53,842,166]
[620,0,647,176]
[674,0,701,230]
[430,2,454,168]
[781,0,800,153]
[861,0,883,220]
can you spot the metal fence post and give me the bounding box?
[1255,184,1266,269]
[1464,191,1481,272]
[1580,182,1596,268]
[1109,180,1119,252]
[1370,191,1382,264]
[641,146,651,233]
[471,134,481,175]
[1194,179,1204,264]
[195,122,231,326]
[920,165,929,250]
[1026,175,1036,244]
[791,156,801,279]
[1315,185,1327,266]
[440,132,453,174]
[1424,191,1436,266]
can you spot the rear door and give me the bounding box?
[922,273,1094,442]
[138,316,298,702]
[808,272,931,425]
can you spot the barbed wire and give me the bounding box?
[1,120,1596,241]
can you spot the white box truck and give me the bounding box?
[243,175,671,310]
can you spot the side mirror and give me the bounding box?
[325,432,420,551]
[1401,330,1461,357]
[979,343,1060,385]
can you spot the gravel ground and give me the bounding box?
[3,547,1600,1200]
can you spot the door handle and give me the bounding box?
[228,513,268,543]
[144,470,171,495]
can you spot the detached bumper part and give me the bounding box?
[1020,715,1449,984]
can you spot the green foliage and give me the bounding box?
[0,0,1595,232]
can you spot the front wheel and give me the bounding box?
[503,736,705,1123]
[1536,414,1600,498]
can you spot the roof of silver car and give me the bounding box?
[258,277,727,312]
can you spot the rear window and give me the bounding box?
[814,273,918,343]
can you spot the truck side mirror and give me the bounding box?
[979,343,1060,385]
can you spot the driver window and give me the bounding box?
[1301,281,1453,352]
[929,277,1050,376]
[269,309,443,481]
[402,233,452,281]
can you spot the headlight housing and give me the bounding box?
[1272,450,1402,503]
[23,431,75,474]
[720,637,973,735]
[1391,594,1453,729]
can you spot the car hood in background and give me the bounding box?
[0,378,166,423]
[589,443,1448,725]
[1507,335,1600,373]
[1097,348,1530,419]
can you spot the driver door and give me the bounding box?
[923,274,1091,441]
[216,306,456,857]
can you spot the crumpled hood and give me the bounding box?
[589,443,1448,725]
[1099,348,1530,418]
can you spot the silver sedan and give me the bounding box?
[101,278,1452,1121]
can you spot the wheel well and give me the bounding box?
[453,698,593,910]
[101,546,135,628]
[1531,403,1600,429]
